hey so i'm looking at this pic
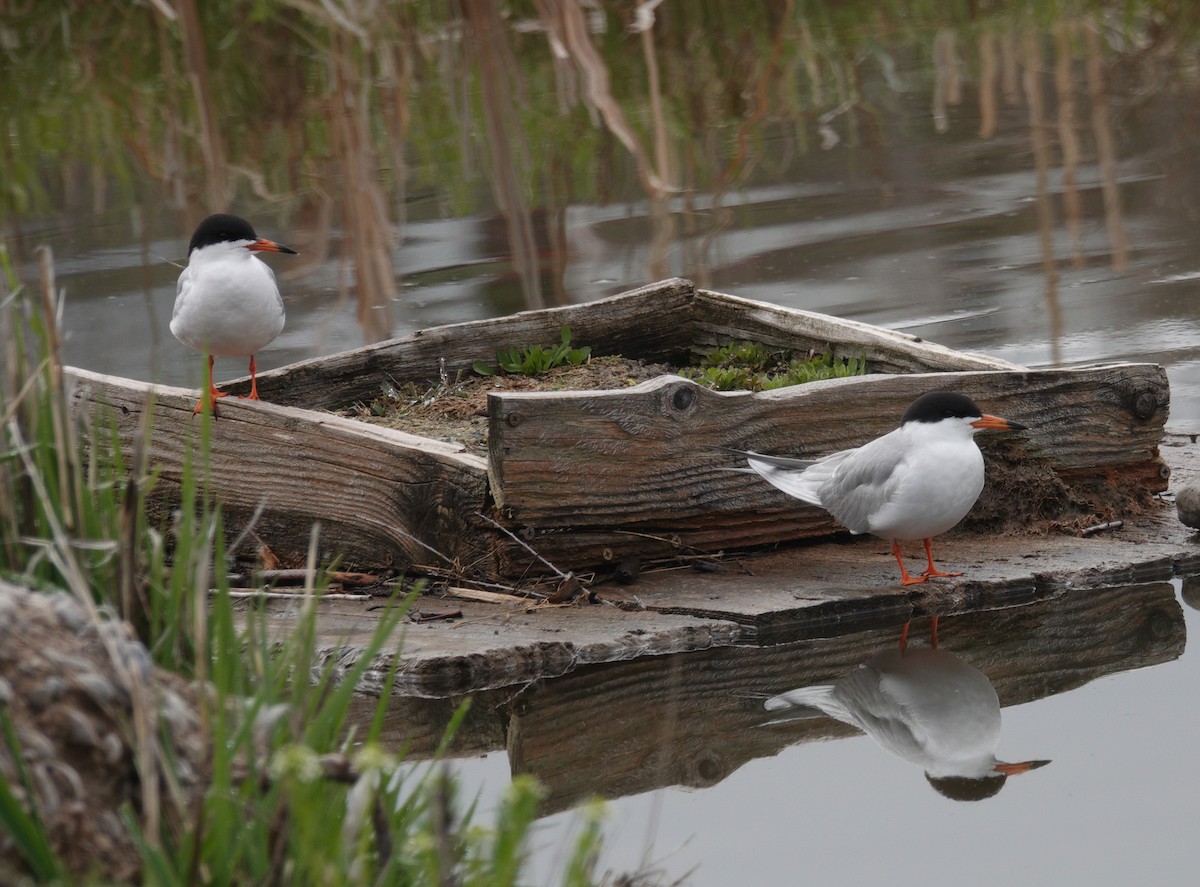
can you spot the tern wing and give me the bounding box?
[817,431,907,535]
[762,684,850,725]
[172,264,192,322]
[724,447,852,508]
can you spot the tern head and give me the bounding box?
[927,758,1051,801]
[901,391,1027,434]
[187,213,298,258]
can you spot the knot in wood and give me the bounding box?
[1131,389,1158,421]
[668,382,697,414]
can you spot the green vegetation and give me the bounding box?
[474,324,592,377]
[0,253,626,884]
[682,340,868,391]
[5,1,1197,222]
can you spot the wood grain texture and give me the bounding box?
[242,280,1020,411]
[693,288,1023,373]
[66,281,1169,579]
[487,364,1168,571]
[66,368,491,571]
[250,278,700,410]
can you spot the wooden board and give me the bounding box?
[66,281,1170,580]
[66,368,491,570]
[252,278,699,411]
[690,288,1022,374]
[246,279,1016,411]
[487,364,1169,572]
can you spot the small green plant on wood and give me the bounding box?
[682,340,868,391]
[474,325,591,377]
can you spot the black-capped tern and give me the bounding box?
[171,213,297,415]
[727,391,1027,585]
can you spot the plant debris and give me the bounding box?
[340,340,868,457]
[342,355,678,456]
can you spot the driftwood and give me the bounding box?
[66,279,1169,578]
[66,369,491,569]
[248,278,1018,411]
[488,364,1169,573]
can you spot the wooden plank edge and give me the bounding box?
[693,288,1024,372]
[65,366,496,572]
[251,277,702,409]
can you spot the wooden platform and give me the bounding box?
[67,278,1170,580]
[244,431,1200,702]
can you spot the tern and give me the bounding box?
[727,391,1026,585]
[171,213,297,415]
[763,618,1049,800]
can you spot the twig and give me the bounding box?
[226,568,384,587]
[414,565,549,600]
[216,590,364,602]
[442,586,527,605]
[475,511,570,579]
[1079,519,1124,537]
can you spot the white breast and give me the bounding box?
[171,247,285,357]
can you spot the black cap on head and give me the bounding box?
[926,772,1007,801]
[188,213,259,254]
[901,391,983,425]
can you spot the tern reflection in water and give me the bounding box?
[764,618,1049,801]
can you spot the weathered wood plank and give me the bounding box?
[692,288,1023,373]
[66,368,492,571]
[251,278,701,410]
[244,596,746,697]
[506,582,1184,813]
[245,280,1021,412]
[487,365,1168,553]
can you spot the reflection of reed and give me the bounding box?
[979,31,998,138]
[175,0,226,211]
[1001,29,1022,106]
[1085,21,1130,272]
[932,29,961,133]
[1055,21,1085,270]
[534,0,666,196]
[465,0,544,309]
[328,32,397,342]
[1023,28,1064,366]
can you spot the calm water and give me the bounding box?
[5,2,1200,883]
[430,579,1198,887]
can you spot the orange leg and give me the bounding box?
[243,354,261,400]
[899,615,939,654]
[193,354,229,416]
[891,540,928,586]
[919,537,963,579]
